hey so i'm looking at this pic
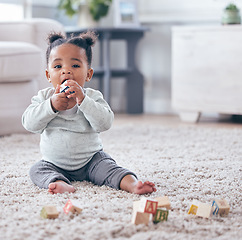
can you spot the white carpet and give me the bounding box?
[0,118,241,240]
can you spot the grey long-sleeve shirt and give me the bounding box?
[22,87,114,170]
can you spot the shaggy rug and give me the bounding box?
[0,116,241,240]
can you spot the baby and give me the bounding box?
[22,31,156,195]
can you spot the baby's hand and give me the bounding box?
[65,80,85,105]
[50,84,69,112]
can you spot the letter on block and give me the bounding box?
[63,199,83,214]
[188,204,198,215]
[212,199,230,216]
[196,203,212,218]
[188,200,200,215]
[139,198,158,215]
[153,208,169,223]
[40,205,59,219]
[154,196,171,210]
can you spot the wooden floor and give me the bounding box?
[113,113,242,129]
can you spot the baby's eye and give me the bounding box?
[72,64,80,68]
[54,65,62,69]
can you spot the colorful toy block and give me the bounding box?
[60,84,75,94]
[131,197,169,225]
[40,205,59,219]
[139,197,158,215]
[63,199,83,214]
[131,211,151,225]
[131,200,152,225]
[212,199,230,216]
[196,203,212,219]
[153,208,169,223]
[154,196,171,210]
[188,200,199,215]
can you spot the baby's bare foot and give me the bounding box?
[134,181,157,195]
[48,181,75,194]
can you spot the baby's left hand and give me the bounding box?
[65,80,85,105]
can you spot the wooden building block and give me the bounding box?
[40,205,59,219]
[139,198,158,215]
[188,200,200,215]
[212,199,230,216]
[154,196,171,210]
[63,199,83,214]
[132,201,140,212]
[131,200,152,225]
[153,208,169,223]
[196,203,212,218]
[188,204,198,215]
[131,211,151,225]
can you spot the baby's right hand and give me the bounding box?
[50,84,69,112]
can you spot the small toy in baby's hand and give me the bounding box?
[61,85,70,93]
[60,84,75,94]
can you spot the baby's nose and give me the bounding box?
[62,70,72,74]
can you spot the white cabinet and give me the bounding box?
[172,25,242,122]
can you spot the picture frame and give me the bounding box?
[114,0,140,27]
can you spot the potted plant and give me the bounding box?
[58,0,112,27]
[222,3,241,24]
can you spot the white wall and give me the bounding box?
[138,0,242,23]
[101,0,242,113]
[136,0,242,114]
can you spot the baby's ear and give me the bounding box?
[86,68,94,82]
[45,69,51,82]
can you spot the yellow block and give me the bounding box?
[188,204,198,215]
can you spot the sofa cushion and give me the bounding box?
[0,41,42,83]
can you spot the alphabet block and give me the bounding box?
[63,199,83,214]
[212,199,230,216]
[131,200,152,225]
[188,200,199,215]
[40,205,59,219]
[131,198,171,225]
[196,203,212,218]
[153,208,169,223]
[139,198,158,215]
[131,211,151,225]
[154,196,171,210]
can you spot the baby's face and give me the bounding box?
[46,43,93,88]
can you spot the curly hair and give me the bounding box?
[46,31,98,68]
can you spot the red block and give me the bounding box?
[140,198,158,215]
[63,199,82,214]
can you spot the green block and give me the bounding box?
[153,208,169,223]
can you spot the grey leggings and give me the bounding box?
[29,151,137,190]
